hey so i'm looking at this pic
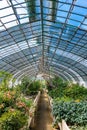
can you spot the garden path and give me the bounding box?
[30,90,55,130]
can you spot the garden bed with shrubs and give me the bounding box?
[0,71,41,130]
[47,76,87,130]
[0,88,33,130]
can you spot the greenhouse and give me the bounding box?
[0,0,87,130]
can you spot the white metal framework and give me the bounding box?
[0,0,87,86]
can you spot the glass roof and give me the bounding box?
[0,0,87,86]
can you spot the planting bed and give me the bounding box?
[47,77,87,130]
[0,72,42,130]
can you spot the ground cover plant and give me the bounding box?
[47,76,87,129]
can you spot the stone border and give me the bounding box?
[58,120,71,130]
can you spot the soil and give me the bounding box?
[29,91,55,130]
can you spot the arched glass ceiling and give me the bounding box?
[0,0,87,86]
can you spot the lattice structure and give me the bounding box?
[0,0,87,86]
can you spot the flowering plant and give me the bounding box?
[3,91,16,107]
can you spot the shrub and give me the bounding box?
[27,81,41,95]
[0,108,27,130]
[48,76,68,89]
[20,97,33,108]
[0,103,5,116]
[15,97,32,114]
[19,77,41,96]
[65,84,87,100]
[48,77,87,101]
[3,91,17,108]
[0,92,4,104]
[0,71,12,89]
[20,76,30,94]
[47,77,68,98]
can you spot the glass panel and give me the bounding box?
[73,6,87,15]
[0,0,10,9]
[1,15,16,23]
[75,0,87,7]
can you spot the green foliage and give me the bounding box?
[20,77,41,96]
[0,109,27,130]
[20,97,33,108]
[50,76,68,88]
[0,89,32,115]
[0,71,34,129]
[70,125,87,130]
[0,71,12,89]
[0,90,19,110]
[48,77,87,101]
[47,77,64,91]
[52,101,87,126]
[54,96,73,102]
[65,84,87,100]
[48,76,87,128]
[27,81,41,95]
[48,88,61,98]
[20,76,31,93]
[0,88,32,129]
[0,103,4,116]
[0,92,4,104]
[15,97,33,114]
[0,91,17,116]
[48,77,68,99]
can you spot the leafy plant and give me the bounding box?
[19,77,41,96]
[48,77,87,129]
[20,76,31,93]
[65,84,87,100]
[0,71,12,89]
[48,77,87,101]
[0,109,27,130]
[15,97,32,114]
[52,101,87,126]
[70,125,87,130]
[27,81,41,95]
[3,90,17,108]
[0,103,5,116]
[0,71,35,129]
[20,97,33,108]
